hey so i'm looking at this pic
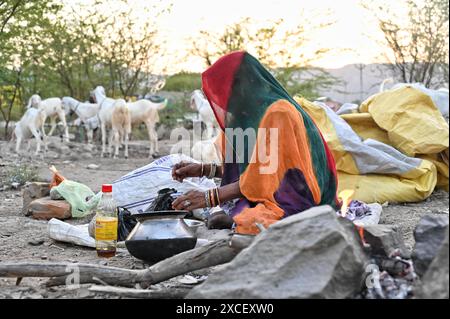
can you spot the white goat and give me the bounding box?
[380,78,449,117]
[91,86,131,158]
[62,97,100,144]
[11,107,47,155]
[27,94,69,142]
[111,99,131,159]
[190,90,219,140]
[191,138,221,163]
[127,97,167,158]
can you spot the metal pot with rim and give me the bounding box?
[125,210,197,264]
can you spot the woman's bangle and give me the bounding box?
[204,191,211,208]
[208,163,217,179]
[214,187,221,206]
[200,163,204,177]
[209,189,215,207]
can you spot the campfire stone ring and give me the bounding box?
[183,200,191,208]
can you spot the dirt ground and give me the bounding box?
[0,136,448,299]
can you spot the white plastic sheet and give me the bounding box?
[112,154,217,214]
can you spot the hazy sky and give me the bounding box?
[67,0,409,72]
[156,0,402,72]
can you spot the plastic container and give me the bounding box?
[95,184,118,258]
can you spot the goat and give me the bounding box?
[11,107,47,155]
[27,94,69,142]
[91,86,131,158]
[190,90,219,140]
[62,97,100,144]
[111,99,131,159]
[127,96,167,158]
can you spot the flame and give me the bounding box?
[338,189,355,218]
[356,225,368,247]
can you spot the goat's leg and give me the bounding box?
[30,127,42,155]
[113,129,120,159]
[145,121,156,158]
[58,111,70,142]
[124,130,129,159]
[40,126,48,152]
[101,124,107,157]
[205,124,213,140]
[47,117,56,136]
[108,129,114,157]
[15,136,22,153]
[87,129,93,145]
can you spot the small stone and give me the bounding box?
[41,256,48,260]
[27,197,72,220]
[82,153,94,160]
[11,182,20,189]
[87,164,99,170]
[77,288,91,298]
[22,182,51,215]
[178,275,200,285]
[28,239,45,246]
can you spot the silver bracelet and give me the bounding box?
[204,191,211,208]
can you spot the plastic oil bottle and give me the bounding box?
[95,184,118,258]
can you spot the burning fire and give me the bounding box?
[338,189,355,218]
[338,189,369,247]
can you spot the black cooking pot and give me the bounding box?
[125,211,197,264]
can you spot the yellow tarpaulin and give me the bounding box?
[296,88,448,203]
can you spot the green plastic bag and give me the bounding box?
[50,180,101,218]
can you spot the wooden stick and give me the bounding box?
[89,285,191,299]
[0,234,254,287]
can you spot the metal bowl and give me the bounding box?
[184,219,205,234]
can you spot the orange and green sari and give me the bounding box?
[202,51,339,235]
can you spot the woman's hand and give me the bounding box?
[172,161,202,182]
[207,211,234,230]
[172,190,206,211]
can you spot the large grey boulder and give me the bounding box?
[412,215,449,277]
[187,206,368,299]
[415,228,449,299]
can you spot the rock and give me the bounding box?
[11,182,20,189]
[88,217,96,238]
[22,182,51,215]
[412,215,449,277]
[81,153,94,160]
[415,229,449,299]
[45,151,59,159]
[188,206,368,299]
[28,239,45,246]
[27,197,72,220]
[157,124,171,140]
[363,224,410,258]
[87,164,99,170]
[82,144,95,152]
[68,153,82,161]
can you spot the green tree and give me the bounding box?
[0,0,61,138]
